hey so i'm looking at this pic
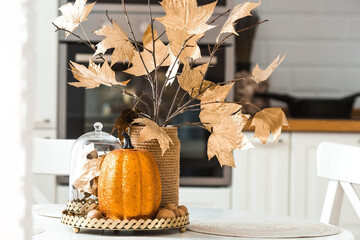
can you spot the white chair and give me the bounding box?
[32,139,75,203]
[317,142,360,226]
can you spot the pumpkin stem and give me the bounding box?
[121,132,134,149]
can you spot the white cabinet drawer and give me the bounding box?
[32,129,57,139]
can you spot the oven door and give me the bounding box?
[59,42,231,186]
[62,0,231,13]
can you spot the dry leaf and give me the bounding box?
[53,0,95,39]
[166,28,204,62]
[250,108,289,144]
[216,1,261,42]
[252,52,287,83]
[132,118,173,155]
[201,83,234,103]
[124,25,175,76]
[199,84,234,130]
[72,144,105,196]
[112,108,141,141]
[69,58,129,89]
[157,0,217,61]
[200,102,239,131]
[94,21,135,66]
[207,110,253,167]
[157,0,217,34]
[177,62,212,99]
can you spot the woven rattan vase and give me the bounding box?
[130,126,180,207]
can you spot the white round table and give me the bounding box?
[32,205,355,240]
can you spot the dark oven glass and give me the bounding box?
[64,42,228,185]
[68,0,226,6]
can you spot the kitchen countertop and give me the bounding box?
[244,109,360,133]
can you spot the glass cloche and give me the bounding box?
[68,122,121,203]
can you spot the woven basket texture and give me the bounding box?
[130,126,180,207]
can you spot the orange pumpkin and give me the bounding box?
[98,132,161,220]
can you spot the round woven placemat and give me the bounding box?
[187,218,341,238]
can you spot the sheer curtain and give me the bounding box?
[0,0,35,239]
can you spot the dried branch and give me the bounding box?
[158,34,196,121]
[166,84,181,121]
[53,22,102,58]
[148,0,159,123]
[164,20,270,125]
[121,0,154,88]
[170,121,207,130]
[208,9,232,25]
[154,30,166,42]
[113,86,152,115]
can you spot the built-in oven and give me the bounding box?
[58,0,234,186]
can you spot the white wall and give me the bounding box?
[235,0,360,106]
[0,0,35,239]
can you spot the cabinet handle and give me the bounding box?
[43,119,51,123]
[278,139,283,143]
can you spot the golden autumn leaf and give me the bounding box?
[94,21,135,66]
[69,58,129,89]
[177,62,212,99]
[157,0,217,34]
[132,118,173,155]
[216,1,261,42]
[207,110,253,167]
[156,0,217,61]
[53,0,95,39]
[200,102,238,131]
[72,144,104,196]
[251,52,287,83]
[166,29,204,62]
[250,108,289,144]
[201,83,234,103]
[199,84,234,130]
[124,25,175,76]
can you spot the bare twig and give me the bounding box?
[113,86,152,115]
[177,91,188,109]
[121,0,154,88]
[166,84,181,121]
[105,10,113,23]
[170,121,207,130]
[154,30,166,42]
[53,23,106,62]
[148,0,159,123]
[158,34,196,120]
[208,8,232,25]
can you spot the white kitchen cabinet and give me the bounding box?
[32,129,57,139]
[290,133,360,233]
[179,187,231,209]
[34,0,58,129]
[231,132,290,216]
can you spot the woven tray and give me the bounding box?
[61,209,189,233]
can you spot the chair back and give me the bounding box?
[317,142,360,225]
[317,142,360,184]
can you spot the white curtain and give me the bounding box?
[0,0,35,239]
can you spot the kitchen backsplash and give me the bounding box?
[234,0,360,107]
